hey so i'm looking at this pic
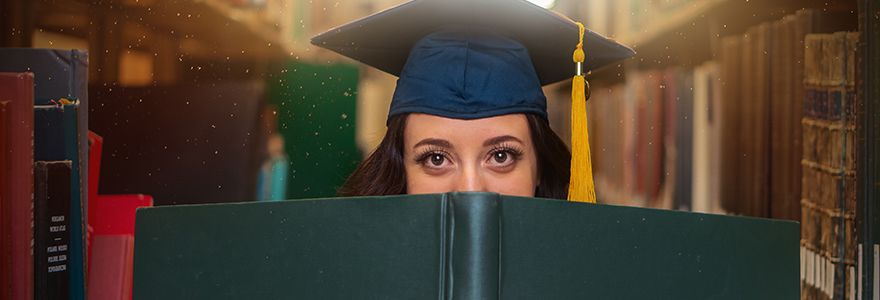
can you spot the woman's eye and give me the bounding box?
[417,151,450,169]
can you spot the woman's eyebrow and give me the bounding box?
[483,135,523,147]
[414,138,453,148]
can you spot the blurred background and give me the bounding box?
[2,0,872,299]
[0,0,857,212]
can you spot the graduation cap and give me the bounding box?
[311,0,635,202]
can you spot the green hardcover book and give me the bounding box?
[134,193,798,299]
[61,100,86,300]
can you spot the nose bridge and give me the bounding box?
[456,161,485,192]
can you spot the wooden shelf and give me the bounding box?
[613,0,727,49]
[603,0,857,71]
[35,0,291,61]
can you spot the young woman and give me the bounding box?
[311,0,633,200]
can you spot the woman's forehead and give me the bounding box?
[403,113,531,146]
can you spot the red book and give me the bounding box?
[90,195,152,236]
[88,195,152,300]
[85,131,102,277]
[88,235,133,300]
[0,72,34,300]
[0,100,10,300]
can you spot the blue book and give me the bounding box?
[33,101,86,300]
[61,100,85,300]
[34,105,65,161]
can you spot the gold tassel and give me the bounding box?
[568,22,596,203]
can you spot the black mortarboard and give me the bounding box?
[311,0,634,121]
[311,0,633,85]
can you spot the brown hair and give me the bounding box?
[337,113,571,199]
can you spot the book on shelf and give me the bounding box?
[0,49,88,103]
[669,67,695,212]
[718,34,742,215]
[91,195,154,236]
[85,130,102,278]
[0,48,89,202]
[713,9,836,220]
[643,70,665,206]
[770,18,795,222]
[89,235,132,300]
[134,192,798,299]
[752,22,772,219]
[737,25,759,217]
[588,81,625,204]
[61,100,86,300]
[691,61,721,214]
[0,49,89,300]
[857,2,880,300]
[800,30,859,300]
[33,161,72,300]
[34,101,88,300]
[0,101,8,299]
[627,70,665,206]
[34,105,66,161]
[88,194,153,300]
[0,72,35,300]
[660,68,677,210]
[620,75,638,206]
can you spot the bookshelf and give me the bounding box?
[19,0,311,85]
[552,1,867,299]
[563,0,858,212]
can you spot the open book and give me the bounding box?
[134,192,797,299]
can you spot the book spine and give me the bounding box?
[719,35,742,215]
[692,62,713,214]
[648,71,665,203]
[86,131,102,277]
[33,161,72,300]
[753,23,772,218]
[791,10,812,227]
[33,106,65,162]
[740,28,756,216]
[634,74,648,204]
[443,192,499,300]
[0,72,35,300]
[770,19,796,221]
[0,101,10,300]
[62,102,86,300]
[70,51,89,300]
[801,31,860,300]
[856,2,875,300]
[622,73,640,206]
[674,68,694,212]
[661,68,678,210]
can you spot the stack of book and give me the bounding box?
[586,11,860,299]
[0,48,154,300]
[0,48,89,300]
[800,31,859,300]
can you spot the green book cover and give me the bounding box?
[134,193,798,299]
